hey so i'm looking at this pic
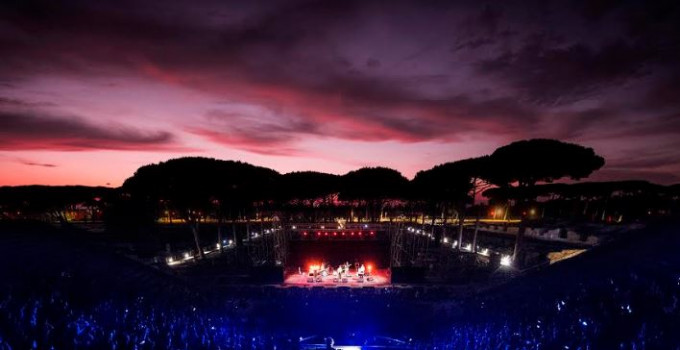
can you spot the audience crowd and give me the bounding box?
[1,267,679,349]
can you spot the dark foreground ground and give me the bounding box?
[1,219,679,349]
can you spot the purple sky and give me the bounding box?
[1,0,679,186]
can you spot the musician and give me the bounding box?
[358,264,365,277]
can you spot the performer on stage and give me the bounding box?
[358,263,365,277]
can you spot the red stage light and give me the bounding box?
[358,231,362,236]
[317,231,321,236]
[333,232,337,236]
[324,232,328,236]
[351,232,355,236]
[342,232,346,236]
[370,231,375,235]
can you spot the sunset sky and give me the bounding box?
[1,0,679,186]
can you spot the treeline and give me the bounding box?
[0,185,113,223]
[2,139,679,226]
[2,139,679,261]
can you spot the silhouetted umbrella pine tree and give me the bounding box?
[486,139,605,262]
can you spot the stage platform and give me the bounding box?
[284,269,390,287]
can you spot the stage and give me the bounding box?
[284,269,390,287]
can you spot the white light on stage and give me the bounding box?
[292,225,297,230]
[500,255,512,266]
[184,252,191,259]
[452,240,458,248]
[479,248,489,256]
[216,243,221,249]
[463,243,472,251]
[228,240,233,245]
[443,237,449,243]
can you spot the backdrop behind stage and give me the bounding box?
[287,240,390,270]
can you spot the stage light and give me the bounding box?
[317,231,321,236]
[364,224,368,228]
[184,252,190,259]
[500,255,512,267]
[443,237,449,243]
[333,232,337,236]
[342,232,346,236]
[370,231,374,235]
[464,243,472,251]
[228,240,233,245]
[324,232,328,236]
[292,225,297,230]
[303,231,308,236]
[351,232,355,236]
[452,240,458,248]
[358,231,362,236]
[216,243,221,249]
[479,248,489,256]
[367,264,373,273]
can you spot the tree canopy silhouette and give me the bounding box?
[485,139,605,261]
[122,157,280,258]
[279,171,341,201]
[487,139,605,187]
[413,156,493,248]
[340,167,409,221]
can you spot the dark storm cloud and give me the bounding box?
[1,0,680,181]
[552,108,619,139]
[191,109,318,156]
[194,92,539,147]
[0,110,178,151]
[477,40,650,105]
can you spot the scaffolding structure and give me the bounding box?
[246,220,289,266]
[389,223,435,267]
